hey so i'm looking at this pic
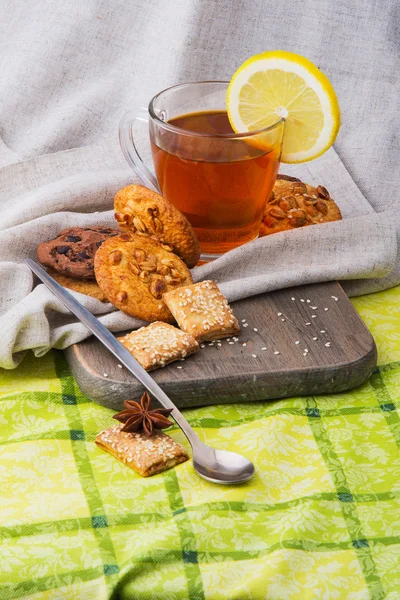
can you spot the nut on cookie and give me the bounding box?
[94,233,193,322]
[114,185,200,268]
[260,176,342,236]
[163,280,240,341]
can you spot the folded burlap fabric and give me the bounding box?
[0,135,399,368]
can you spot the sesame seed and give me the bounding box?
[274,351,280,355]
[243,324,248,328]
[306,299,311,303]
[262,347,267,351]
[103,373,108,377]
[217,343,222,347]
[242,343,247,347]
[227,338,231,341]
[320,330,326,333]
[304,348,309,352]
[228,341,234,345]
[253,328,258,332]
[177,366,183,369]
[300,299,305,303]
[117,364,123,369]
[295,341,300,345]
[325,342,331,347]
[251,354,257,358]
[281,318,285,322]
[305,322,311,326]
[291,297,295,301]
[200,344,205,348]
[277,312,282,316]
[311,306,317,310]
[313,337,318,341]
[241,319,247,323]
[324,307,329,311]
[331,295,338,301]
[311,315,317,318]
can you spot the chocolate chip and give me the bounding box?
[56,246,71,255]
[99,228,112,234]
[96,241,103,247]
[77,251,90,259]
[66,235,81,242]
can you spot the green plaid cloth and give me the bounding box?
[1,286,400,600]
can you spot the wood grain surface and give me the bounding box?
[65,281,377,410]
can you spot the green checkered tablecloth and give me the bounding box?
[1,286,400,600]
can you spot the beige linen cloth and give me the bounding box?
[0,0,399,369]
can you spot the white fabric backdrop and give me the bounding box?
[0,0,399,368]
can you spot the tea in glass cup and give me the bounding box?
[119,82,284,259]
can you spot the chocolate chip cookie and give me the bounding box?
[37,226,119,280]
[94,233,193,322]
[114,185,200,268]
[260,176,342,236]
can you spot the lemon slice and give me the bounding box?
[227,50,340,163]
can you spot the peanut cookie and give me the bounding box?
[114,185,200,268]
[46,268,108,302]
[260,177,342,236]
[37,226,119,280]
[94,233,193,322]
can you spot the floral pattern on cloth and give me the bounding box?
[0,286,400,599]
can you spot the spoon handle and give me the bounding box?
[25,259,202,449]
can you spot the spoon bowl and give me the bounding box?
[193,443,255,484]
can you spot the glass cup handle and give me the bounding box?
[118,108,160,193]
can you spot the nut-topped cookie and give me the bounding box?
[260,176,342,236]
[37,226,119,280]
[94,233,193,322]
[114,185,200,268]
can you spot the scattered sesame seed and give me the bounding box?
[303,352,308,356]
[177,366,183,369]
[320,330,326,333]
[305,322,311,326]
[277,312,282,316]
[300,299,305,303]
[262,347,267,351]
[217,343,222,347]
[304,348,309,352]
[243,324,249,328]
[228,341,234,345]
[251,354,257,358]
[311,315,317,318]
[311,306,317,310]
[331,295,338,301]
[103,373,108,377]
[227,338,231,341]
[281,318,285,322]
[200,344,205,348]
[117,364,123,369]
[306,299,311,303]
[313,337,318,340]
[241,319,247,323]
[295,341,300,345]
[291,297,295,301]
[324,307,329,311]
[274,351,280,355]
[253,328,258,332]
[208,343,214,346]
[242,343,247,347]
[325,342,331,347]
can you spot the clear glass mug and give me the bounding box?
[119,81,284,259]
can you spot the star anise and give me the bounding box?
[113,391,173,436]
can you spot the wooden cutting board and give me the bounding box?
[65,281,377,411]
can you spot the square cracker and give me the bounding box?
[118,321,199,370]
[163,280,240,341]
[95,425,189,477]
